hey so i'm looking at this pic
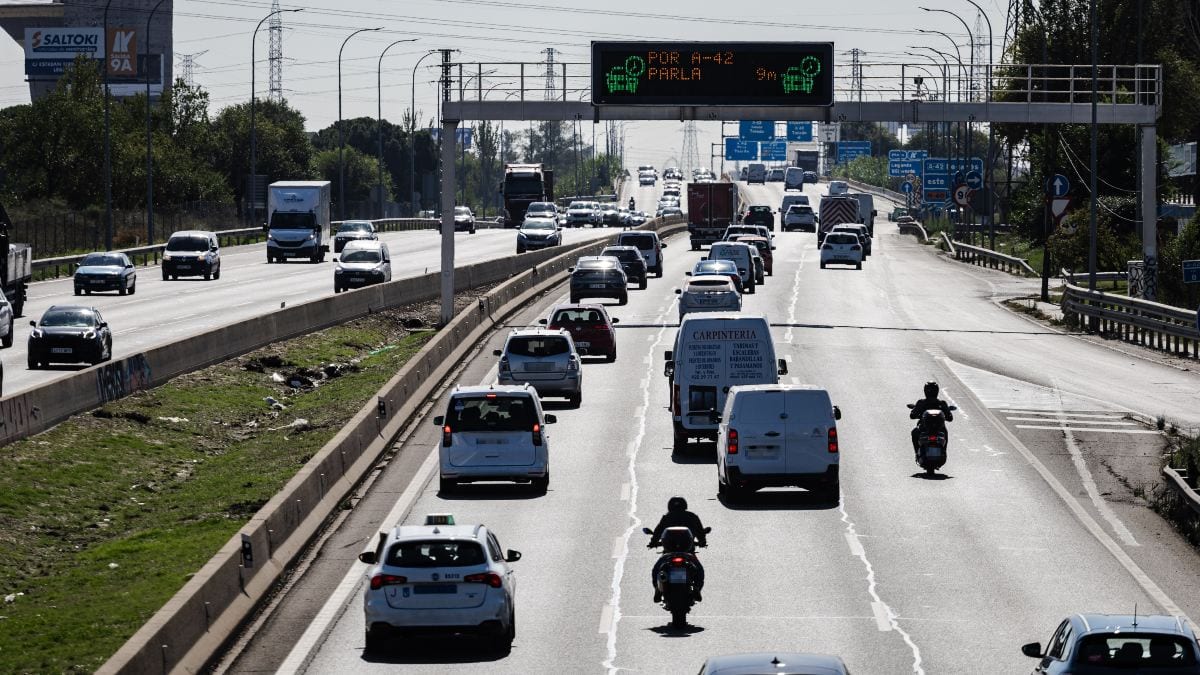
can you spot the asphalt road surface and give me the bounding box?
[0,222,620,396]
[218,180,1200,674]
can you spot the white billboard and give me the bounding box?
[24,27,104,59]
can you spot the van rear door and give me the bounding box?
[730,390,788,475]
[783,389,837,475]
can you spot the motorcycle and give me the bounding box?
[907,403,956,475]
[642,525,711,628]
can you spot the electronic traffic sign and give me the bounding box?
[592,42,835,106]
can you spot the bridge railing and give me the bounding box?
[1062,283,1200,359]
[948,238,1038,276]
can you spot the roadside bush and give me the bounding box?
[1049,201,1139,275]
[1157,218,1200,309]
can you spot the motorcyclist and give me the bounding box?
[628,196,636,210]
[648,496,706,602]
[910,381,954,459]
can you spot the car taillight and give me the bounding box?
[928,435,939,442]
[591,324,606,330]
[499,357,511,374]
[370,574,407,590]
[727,428,739,454]
[532,422,543,446]
[828,427,839,453]
[567,357,579,372]
[464,572,503,588]
[442,425,453,447]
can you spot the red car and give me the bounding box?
[539,303,619,361]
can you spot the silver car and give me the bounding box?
[675,275,742,320]
[493,328,582,406]
[333,220,377,253]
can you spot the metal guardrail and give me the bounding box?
[1163,466,1200,517]
[30,218,448,280]
[950,238,1038,276]
[1062,283,1200,359]
[898,222,930,243]
[1062,268,1127,285]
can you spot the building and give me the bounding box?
[0,0,173,101]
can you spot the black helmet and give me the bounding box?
[923,381,939,399]
[667,496,687,513]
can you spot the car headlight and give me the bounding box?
[30,328,43,339]
[82,330,95,340]
[162,252,173,261]
[267,233,276,241]
[306,233,316,240]
[335,268,345,275]
[517,232,528,239]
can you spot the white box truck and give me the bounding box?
[266,181,332,263]
[663,313,788,451]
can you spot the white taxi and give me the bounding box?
[359,513,522,653]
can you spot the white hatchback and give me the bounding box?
[434,385,556,493]
[359,513,522,654]
[819,232,863,270]
[675,275,742,320]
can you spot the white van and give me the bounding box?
[706,242,756,293]
[716,384,842,501]
[746,163,767,184]
[783,167,805,191]
[828,180,849,195]
[333,240,391,292]
[664,314,788,450]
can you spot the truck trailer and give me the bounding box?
[501,164,554,228]
[266,181,332,264]
[0,202,31,317]
[686,182,739,250]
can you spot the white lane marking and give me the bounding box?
[598,604,614,634]
[611,536,625,558]
[1006,417,1136,426]
[601,300,673,674]
[1013,425,1158,434]
[783,249,806,343]
[870,601,893,632]
[840,504,923,672]
[951,368,1192,622]
[1001,410,1124,419]
[619,483,631,501]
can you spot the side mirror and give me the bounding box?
[1021,643,1043,659]
[125,264,133,269]
[906,403,915,409]
[537,318,548,324]
[778,359,789,375]
[872,210,878,217]
[210,246,218,252]
[703,527,712,534]
[493,349,502,356]
[948,405,958,411]
[641,527,653,535]
[544,414,557,424]
[674,288,681,295]
[684,271,692,276]
[357,551,377,564]
[99,322,108,328]
[29,320,37,327]
[505,549,522,563]
[833,406,842,420]
[567,267,574,273]
[74,262,81,269]
[660,242,667,248]
[699,256,707,261]
[432,415,444,426]
[331,257,338,263]
[664,350,673,361]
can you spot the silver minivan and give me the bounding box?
[716,384,842,502]
[494,328,583,406]
[333,240,391,292]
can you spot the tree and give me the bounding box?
[312,146,389,208]
[210,98,313,212]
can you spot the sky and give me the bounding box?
[0,0,1006,170]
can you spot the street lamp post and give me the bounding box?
[250,8,302,228]
[144,0,167,246]
[961,0,996,248]
[409,50,438,216]
[103,0,113,250]
[338,27,384,221]
[922,8,977,241]
[377,39,418,219]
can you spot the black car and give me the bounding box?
[74,252,136,296]
[28,305,112,369]
[743,205,774,229]
[568,256,628,305]
[600,245,648,289]
[333,220,378,253]
[803,170,819,183]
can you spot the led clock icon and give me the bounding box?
[606,55,646,94]
[782,56,822,94]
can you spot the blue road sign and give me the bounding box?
[888,150,928,177]
[428,127,474,148]
[786,121,813,142]
[837,140,872,163]
[1046,173,1070,197]
[760,141,787,161]
[923,157,983,174]
[725,138,759,161]
[954,170,966,186]
[901,181,914,194]
[1184,259,1200,284]
[739,120,775,141]
[965,170,983,190]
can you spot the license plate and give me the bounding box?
[282,252,296,257]
[350,277,364,283]
[90,279,105,284]
[748,445,779,458]
[176,264,192,269]
[689,414,712,425]
[50,347,73,354]
[575,341,590,349]
[414,584,456,595]
[523,362,555,372]
[589,283,606,289]
[668,568,688,583]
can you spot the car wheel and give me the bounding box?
[119,281,127,296]
[532,474,550,494]
[129,281,136,295]
[471,227,476,234]
[162,269,169,281]
[214,264,221,280]
[84,289,91,295]
[672,427,688,452]
[2,321,12,349]
[492,611,516,652]
[655,266,663,278]
[569,392,582,408]
[856,262,862,270]
[27,357,38,370]
[747,282,756,295]
[364,628,387,654]
[334,285,342,294]
[606,349,616,363]
[74,286,81,296]
[618,292,628,306]
[203,266,211,281]
[639,278,647,290]
[438,475,457,494]
[820,262,827,269]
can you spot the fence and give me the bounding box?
[8,203,240,258]
[1062,283,1200,359]
[943,235,1038,276]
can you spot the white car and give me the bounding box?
[783,205,817,232]
[434,384,555,493]
[358,513,522,654]
[819,231,863,270]
[639,171,656,186]
[675,275,741,319]
[333,240,392,292]
[828,180,849,195]
[0,294,12,348]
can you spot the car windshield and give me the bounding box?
[454,207,471,216]
[569,202,588,210]
[507,336,570,357]
[749,206,770,213]
[447,395,536,432]
[602,248,640,262]
[1073,634,1197,667]
[40,309,96,327]
[690,280,730,288]
[696,261,736,273]
[385,540,486,568]
[527,203,555,214]
[340,250,381,263]
[827,233,858,244]
[166,236,210,252]
[337,221,373,233]
[552,309,605,325]
[80,254,125,267]
[522,220,556,231]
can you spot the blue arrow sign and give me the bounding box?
[1047,173,1070,197]
[725,138,759,161]
[965,170,983,190]
[901,181,914,194]
[739,120,775,141]
[786,121,813,142]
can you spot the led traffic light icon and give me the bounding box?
[782,56,822,94]
[606,55,647,94]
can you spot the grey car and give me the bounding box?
[569,256,628,305]
[600,245,648,289]
[517,217,561,253]
[1023,613,1200,673]
[333,220,377,253]
[698,652,850,675]
[493,328,583,406]
[73,252,136,296]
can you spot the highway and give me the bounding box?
[216,178,1200,674]
[0,222,620,396]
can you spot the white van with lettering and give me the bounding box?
[663,314,788,451]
